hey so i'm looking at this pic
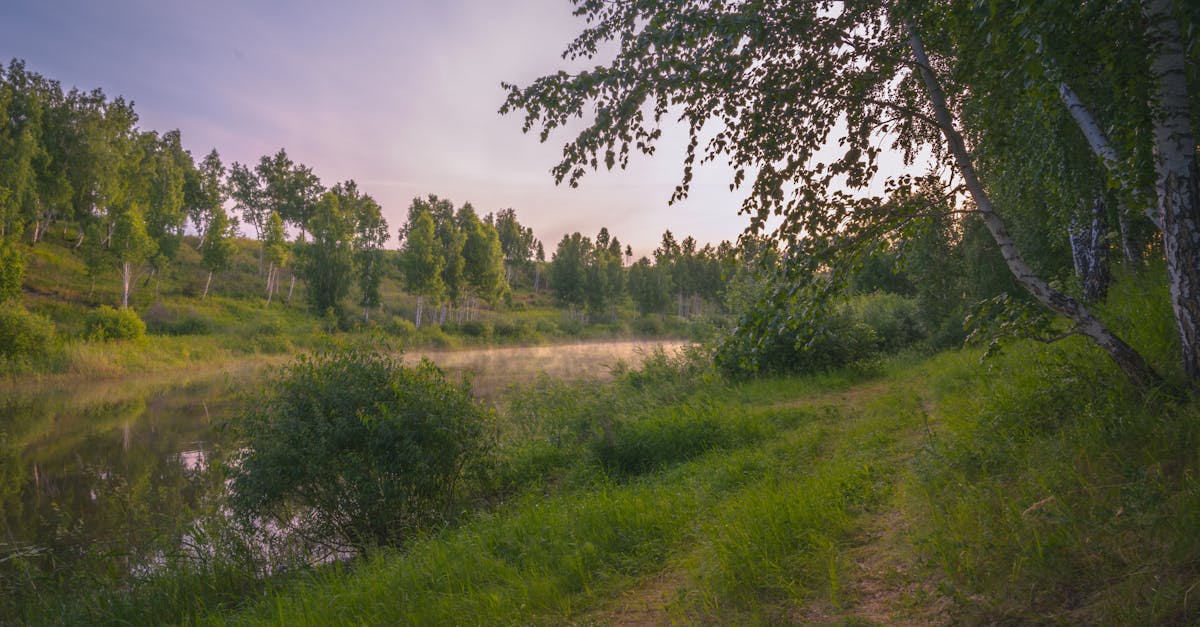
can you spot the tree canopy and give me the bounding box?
[503,0,1199,389]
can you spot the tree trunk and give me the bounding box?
[1143,0,1200,381]
[266,266,275,306]
[416,294,423,329]
[202,270,212,300]
[1069,196,1111,302]
[1117,204,1142,266]
[121,261,132,309]
[287,274,296,304]
[908,24,1158,390]
[1056,77,1164,230]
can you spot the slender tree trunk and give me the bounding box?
[121,261,132,309]
[287,275,296,304]
[1117,204,1142,266]
[1056,77,1164,230]
[1143,0,1200,381]
[908,24,1158,389]
[416,294,423,329]
[202,270,212,300]
[1069,197,1111,302]
[266,266,275,306]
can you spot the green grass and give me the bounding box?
[12,266,1200,624]
[9,229,707,379]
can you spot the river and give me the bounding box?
[0,340,684,580]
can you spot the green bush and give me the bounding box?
[715,304,877,377]
[0,307,56,363]
[633,315,665,336]
[0,240,25,304]
[492,317,538,342]
[227,349,494,554]
[142,303,212,336]
[850,292,924,352]
[383,316,417,339]
[458,320,493,339]
[84,306,146,341]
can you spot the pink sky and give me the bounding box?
[1,0,751,257]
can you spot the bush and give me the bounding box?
[142,303,212,336]
[0,240,25,304]
[0,307,56,364]
[633,316,665,336]
[383,316,417,339]
[850,292,924,352]
[715,304,877,378]
[84,306,146,342]
[227,349,494,554]
[458,320,493,339]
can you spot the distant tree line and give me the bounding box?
[0,60,391,319]
[1,59,735,328]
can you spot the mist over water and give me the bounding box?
[0,340,687,578]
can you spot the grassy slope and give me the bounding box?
[9,230,698,380]
[184,326,1196,625]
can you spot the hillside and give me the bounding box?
[3,228,704,379]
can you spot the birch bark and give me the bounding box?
[908,24,1157,389]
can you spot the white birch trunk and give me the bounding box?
[1143,0,1200,380]
[1056,78,1164,230]
[203,271,212,300]
[908,24,1157,389]
[121,261,132,309]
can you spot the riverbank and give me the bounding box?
[11,333,1199,624]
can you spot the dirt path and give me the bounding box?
[584,375,952,626]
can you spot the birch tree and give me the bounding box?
[400,208,443,328]
[263,211,288,306]
[501,0,1183,388]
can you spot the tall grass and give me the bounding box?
[909,267,1200,623]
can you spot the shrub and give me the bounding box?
[633,316,665,336]
[0,307,56,363]
[458,320,493,339]
[715,304,877,378]
[142,303,212,336]
[850,292,924,352]
[0,240,25,304]
[227,349,494,554]
[85,306,146,342]
[383,316,417,339]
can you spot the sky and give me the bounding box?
[0,0,752,257]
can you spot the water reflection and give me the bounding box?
[0,340,683,582]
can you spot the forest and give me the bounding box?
[2,0,1200,624]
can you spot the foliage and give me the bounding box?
[0,305,56,363]
[716,298,878,378]
[227,348,495,554]
[459,204,508,306]
[849,292,923,353]
[0,238,24,302]
[295,192,353,316]
[498,0,1194,389]
[85,305,146,341]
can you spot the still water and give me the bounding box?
[0,340,683,576]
